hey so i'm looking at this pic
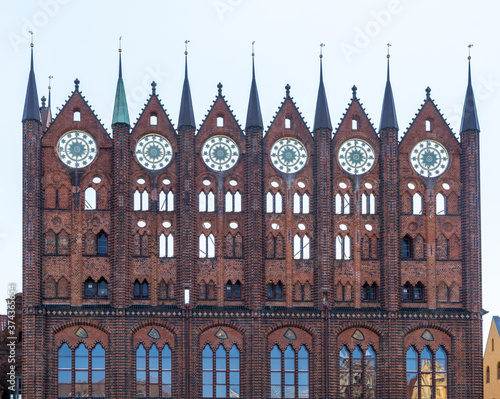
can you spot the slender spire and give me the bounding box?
[313,43,332,131]
[460,45,480,132]
[178,40,196,128]
[22,33,40,122]
[48,75,53,117]
[112,37,130,125]
[245,41,263,129]
[379,43,398,131]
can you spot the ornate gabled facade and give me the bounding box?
[22,43,483,399]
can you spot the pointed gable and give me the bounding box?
[131,91,176,142]
[196,86,244,151]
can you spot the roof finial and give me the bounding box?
[285,84,291,98]
[41,96,46,107]
[29,30,34,47]
[74,78,80,91]
[352,85,357,99]
[48,75,53,90]
[252,40,255,57]
[185,39,190,55]
[320,43,325,58]
[217,82,223,96]
[151,81,157,95]
[425,86,431,101]
[119,36,122,53]
[387,42,391,58]
[468,43,473,60]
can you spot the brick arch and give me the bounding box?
[224,172,245,191]
[157,172,177,190]
[334,323,384,340]
[267,325,314,352]
[130,171,152,190]
[360,176,380,195]
[197,172,217,192]
[333,176,354,193]
[402,325,453,353]
[79,169,111,189]
[53,323,109,350]
[132,324,176,351]
[199,325,244,352]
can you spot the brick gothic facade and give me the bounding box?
[22,46,483,399]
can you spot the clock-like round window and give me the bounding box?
[410,140,449,177]
[338,139,375,175]
[56,130,97,168]
[201,135,240,172]
[135,134,173,170]
[270,137,308,173]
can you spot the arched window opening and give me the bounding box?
[159,190,175,212]
[84,278,96,298]
[203,344,240,398]
[97,278,108,297]
[225,191,242,213]
[335,193,351,214]
[267,281,284,300]
[267,192,283,213]
[293,193,310,214]
[199,234,216,258]
[199,191,215,212]
[293,234,310,260]
[159,233,174,258]
[85,187,97,210]
[225,280,242,300]
[436,193,446,215]
[336,235,351,260]
[134,280,149,299]
[134,189,149,211]
[58,344,72,398]
[75,343,89,397]
[426,119,431,131]
[402,236,413,259]
[150,113,157,125]
[217,116,224,127]
[92,344,106,397]
[412,193,423,215]
[97,231,108,255]
[73,110,81,121]
[352,118,358,130]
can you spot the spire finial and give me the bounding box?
[48,75,53,90]
[151,81,157,95]
[320,43,325,58]
[252,40,255,57]
[41,96,46,107]
[352,85,357,99]
[217,82,223,96]
[119,36,122,53]
[184,40,190,56]
[29,30,34,47]
[285,84,291,98]
[387,42,391,58]
[468,44,473,60]
[74,78,80,91]
[425,86,431,100]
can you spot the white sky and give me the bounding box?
[1,0,499,350]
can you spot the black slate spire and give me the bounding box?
[178,46,195,129]
[245,48,263,129]
[460,58,480,132]
[22,44,40,122]
[313,50,332,131]
[379,53,398,131]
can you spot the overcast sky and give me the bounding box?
[1,0,499,349]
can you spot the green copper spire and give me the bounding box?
[112,43,130,126]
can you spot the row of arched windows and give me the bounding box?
[403,192,457,215]
[57,342,450,398]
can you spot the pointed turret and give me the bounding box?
[379,53,398,131]
[22,44,40,122]
[112,48,130,125]
[460,58,480,132]
[40,77,53,130]
[313,50,332,131]
[245,50,263,129]
[178,49,195,128]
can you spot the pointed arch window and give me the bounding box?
[225,191,242,212]
[85,187,97,210]
[361,193,376,214]
[401,236,413,259]
[339,345,376,398]
[412,193,423,215]
[362,282,378,301]
[406,346,447,399]
[136,343,173,398]
[266,192,283,213]
[134,280,149,299]
[159,190,174,212]
[199,191,216,212]
[225,280,242,300]
[270,344,309,398]
[97,231,108,255]
[336,235,351,260]
[199,234,216,258]
[267,281,284,301]
[293,192,310,214]
[202,344,240,398]
[134,189,149,211]
[335,193,351,214]
[293,234,310,259]
[159,233,174,258]
[436,193,446,215]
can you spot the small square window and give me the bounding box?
[285,118,291,129]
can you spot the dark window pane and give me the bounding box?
[134,282,141,298]
[142,282,148,297]
[97,233,107,254]
[275,283,282,299]
[98,280,108,296]
[234,282,241,298]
